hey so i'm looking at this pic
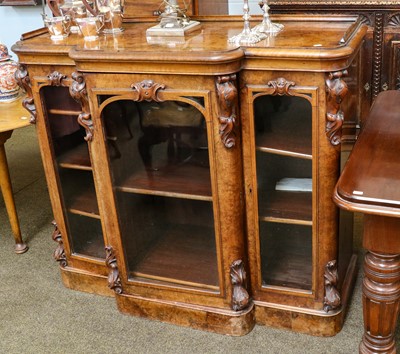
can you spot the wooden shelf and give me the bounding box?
[258,190,312,225]
[68,213,105,259]
[256,123,312,159]
[48,108,81,116]
[256,145,312,160]
[68,185,100,219]
[58,143,92,170]
[260,223,312,290]
[254,95,312,159]
[117,164,212,201]
[129,224,219,290]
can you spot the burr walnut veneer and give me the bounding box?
[12,15,366,336]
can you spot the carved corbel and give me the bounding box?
[51,220,67,268]
[70,72,93,141]
[323,260,341,312]
[216,74,238,149]
[105,246,122,294]
[267,77,295,96]
[14,63,37,124]
[230,259,250,311]
[131,80,165,102]
[325,70,348,146]
[47,71,67,86]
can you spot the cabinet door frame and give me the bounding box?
[86,81,236,306]
[242,78,320,303]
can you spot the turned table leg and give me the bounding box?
[0,131,28,254]
[360,251,400,354]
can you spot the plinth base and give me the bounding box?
[116,292,255,336]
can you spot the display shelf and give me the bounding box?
[68,213,105,259]
[58,143,91,170]
[260,222,312,290]
[116,164,212,201]
[129,224,219,290]
[255,122,312,159]
[258,190,312,225]
[48,109,81,116]
[254,95,312,158]
[256,144,312,160]
[68,185,100,219]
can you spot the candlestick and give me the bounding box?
[228,0,266,45]
[252,0,284,35]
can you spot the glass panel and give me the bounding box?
[102,98,218,290]
[254,94,312,290]
[260,222,312,290]
[41,86,105,259]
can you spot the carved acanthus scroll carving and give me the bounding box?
[267,77,295,96]
[230,259,250,311]
[70,72,93,141]
[48,71,67,86]
[131,80,165,102]
[216,74,238,149]
[14,64,37,124]
[51,220,67,268]
[105,246,122,294]
[323,260,341,312]
[325,70,348,146]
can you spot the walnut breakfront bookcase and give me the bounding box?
[12,14,366,336]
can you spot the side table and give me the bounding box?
[0,97,30,254]
[334,90,400,353]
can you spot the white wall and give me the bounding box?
[0,6,44,57]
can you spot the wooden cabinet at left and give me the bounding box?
[13,31,114,296]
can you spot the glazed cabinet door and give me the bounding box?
[241,69,358,336]
[243,80,316,294]
[86,73,251,326]
[29,71,111,285]
[100,95,219,290]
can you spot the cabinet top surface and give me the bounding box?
[335,90,400,216]
[13,15,366,72]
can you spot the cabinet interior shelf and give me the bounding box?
[116,164,212,201]
[129,224,219,291]
[256,146,312,160]
[48,108,81,116]
[58,143,91,170]
[261,224,312,290]
[258,190,312,225]
[68,187,100,219]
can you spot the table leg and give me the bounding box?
[360,251,400,354]
[0,131,28,254]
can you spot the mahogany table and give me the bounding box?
[0,96,30,254]
[334,90,400,353]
